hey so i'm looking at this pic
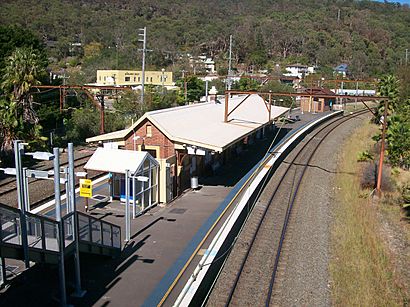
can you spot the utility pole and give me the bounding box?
[227,35,233,91]
[406,49,408,65]
[138,27,147,104]
[376,100,388,196]
[59,73,69,113]
[337,9,341,22]
[182,70,187,102]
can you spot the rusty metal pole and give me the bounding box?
[59,88,63,113]
[100,96,105,134]
[376,99,388,195]
[224,92,229,122]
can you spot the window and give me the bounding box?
[125,76,130,82]
[150,77,153,82]
[146,125,152,137]
[99,76,101,81]
[134,77,136,82]
[138,77,141,82]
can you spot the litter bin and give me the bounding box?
[191,176,199,189]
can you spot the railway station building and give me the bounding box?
[86,94,289,204]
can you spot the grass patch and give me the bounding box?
[330,120,406,306]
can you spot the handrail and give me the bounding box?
[0,204,121,254]
[26,211,59,224]
[0,202,20,214]
[77,211,120,229]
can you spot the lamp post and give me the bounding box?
[161,68,165,94]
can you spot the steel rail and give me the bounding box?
[23,172,103,211]
[223,109,369,306]
[264,109,368,306]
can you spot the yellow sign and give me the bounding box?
[80,179,93,198]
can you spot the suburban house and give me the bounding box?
[283,64,317,79]
[94,69,174,88]
[334,63,349,77]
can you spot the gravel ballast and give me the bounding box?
[207,113,370,306]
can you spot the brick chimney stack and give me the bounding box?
[209,86,218,103]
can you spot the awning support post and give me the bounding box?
[125,169,130,242]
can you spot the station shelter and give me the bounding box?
[86,94,289,204]
[300,87,335,113]
[84,148,159,216]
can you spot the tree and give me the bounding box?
[175,76,204,102]
[0,25,45,72]
[386,106,410,169]
[233,78,259,91]
[378,74,410,169]
[1,47,46,124]
[0,99,20,156]
[378,74,400,111]
[0,47,47,157]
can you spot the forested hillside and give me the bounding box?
[0,0,409,79]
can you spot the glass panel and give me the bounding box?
[151,185,157,203]
[136,180,143,194]
[63,214,75,248]
[78,214,90,242]
[26,216,42,249]
[143,170,150,190]
[102,223,111,246]
[144,159,150,171]
[112,226,121,248]
[144,190,150,208]
[44,220,59,252]
[1,213,21,245]
[151,167,157,184]
[91,219,101,244]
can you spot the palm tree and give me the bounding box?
[1,47,45,124]
[0,47,45,158]
[0,99,20,155]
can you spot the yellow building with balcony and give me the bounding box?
[96,70,174,87]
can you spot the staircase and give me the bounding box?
[0,203,121,265]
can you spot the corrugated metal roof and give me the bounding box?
[84,148,158,174]
[86,94,289,152]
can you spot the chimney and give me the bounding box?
[209,86,218,103]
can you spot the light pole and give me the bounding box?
[161,68,165,94]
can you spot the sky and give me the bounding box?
[374,0,410,4]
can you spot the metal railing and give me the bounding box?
[0,204,121,258]
[77,212,121,249]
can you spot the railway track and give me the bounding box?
[0,153,94,197]
[207,109,369,306]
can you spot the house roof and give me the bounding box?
[286,64,308,68]
[86,94,289,152]
[334,63,348,72]
[303,87,335,96]
[84,148,158,174]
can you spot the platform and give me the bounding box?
[0,110,332,306]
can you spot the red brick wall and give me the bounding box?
[124,119,175,159]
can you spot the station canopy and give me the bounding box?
[84,148,159,174]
